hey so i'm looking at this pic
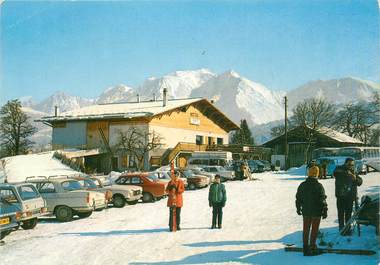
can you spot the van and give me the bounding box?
[187,151,233,167]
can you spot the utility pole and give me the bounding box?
[284,96,289,171]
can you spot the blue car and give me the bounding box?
[0,198,20,241]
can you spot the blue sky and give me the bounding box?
[1,0,379,103]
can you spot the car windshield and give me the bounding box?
[61,181,83,191]
[182,170,194,177]
[17,185,40,200]
[147,174,159,182]
[79,179,98,189]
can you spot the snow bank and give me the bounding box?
[0,151,80,183]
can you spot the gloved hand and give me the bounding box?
[297,208,302,216]
[209,202,212,207]
[168,185,176,191]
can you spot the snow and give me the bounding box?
[0,152,80,183]
[0,166,379,265]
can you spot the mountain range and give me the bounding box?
[17,69,380,146]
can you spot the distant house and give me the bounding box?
[38,93,239,172]
[262,126,363,168]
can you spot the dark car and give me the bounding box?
[259,160,271,171]
[357,192,379,235]
[247,160,265,173]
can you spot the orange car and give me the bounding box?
[116,173,167,203]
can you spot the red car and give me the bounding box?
[116,173,167,203]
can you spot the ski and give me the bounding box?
[284,246,376,256]
[170,161,177,232]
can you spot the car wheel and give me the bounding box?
[113,194,126,208]
[142,192,153,203]
[189,183,196,190]
[77,211,93,219]
[21,218,38,230]
[55,206,73,222]
[126,200,138,205]
[0,231,6,240]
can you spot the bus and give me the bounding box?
[312,146,380,174]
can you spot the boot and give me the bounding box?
[303,245,311,256]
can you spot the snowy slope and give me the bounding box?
[138,69,216,100]
[191,70,285,125]
[96,84,135,104]
[0,168,378,265]
[0,151,79,183]
[287,77,380,109]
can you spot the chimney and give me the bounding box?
[54,106,59,117]
[137,94,140,103]
[163,88,167,107]
[153,93,156,101]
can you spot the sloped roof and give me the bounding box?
[263,125,363,146]
[38,97,239,132]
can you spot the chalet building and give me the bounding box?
[39,93,239,172]
[262,125,363,168]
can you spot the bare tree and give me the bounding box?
[0,99,37,156]
[292,98,336,163]
[115,127,163,170]
[334,92,380,144]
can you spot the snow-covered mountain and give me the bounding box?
[287,77,380,109]
[31,91,95,114]
[191,70,285,125]
[138,69,216,100]
[96,84,135,104]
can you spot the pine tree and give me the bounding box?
[231,119,255,145]
[0,99,37,156]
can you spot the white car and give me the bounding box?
[78,176,143,208]
[187,167,216,183]
[201,166,235,181]
[26,177,107,222]
[0,183,46,230]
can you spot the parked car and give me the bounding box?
[201,166,235,181]
[0,192,21,240]
[187,167,215,183]
[178,169,209,190]
[152,170,188,188]
[247,160,265,173]
[115,173,167,203]
[74,176,143,208]
[259,160,272,171]
[26,177,107,222]
[0,183,46,230]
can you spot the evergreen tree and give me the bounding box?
[231,119,255,145]
[0,99,37,156]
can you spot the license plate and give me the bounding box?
[0,217,10,225]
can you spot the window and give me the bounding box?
[17,185,39,200]
[61,181,82,191]
[0,188,18,203]
[38,182,56,193]
[131,177,142,184]
[196,135,203,145]
[79,179,97,189]
[116,177,130,184]
[217,138,223,145]
[208,167,218,172]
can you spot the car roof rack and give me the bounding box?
[25,176,48,181]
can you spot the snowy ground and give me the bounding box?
[0,170,379,265]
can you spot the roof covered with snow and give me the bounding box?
[263,125,363,146]
[38,97,239,131]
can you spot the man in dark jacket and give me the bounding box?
[296,174,328,256]
[334,157,363,234]
[208,174,227,229]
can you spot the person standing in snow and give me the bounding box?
[166,171,185,231]
[208,174,227,229]
[307,160,319,178]
[296,171,328,256]
[334,157,363,234]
